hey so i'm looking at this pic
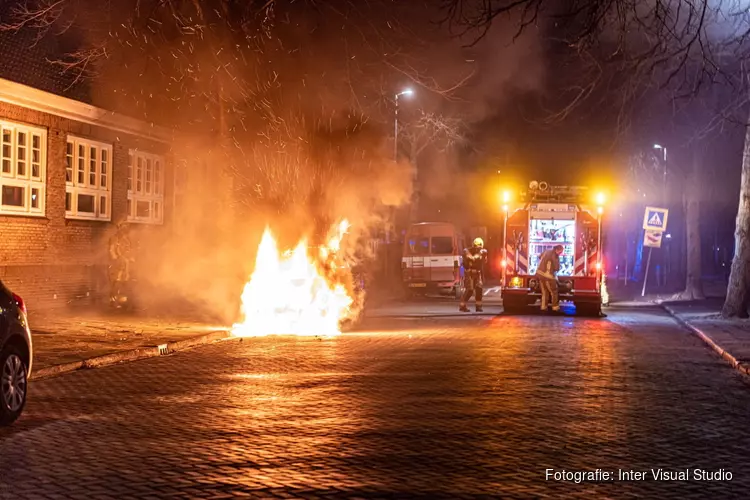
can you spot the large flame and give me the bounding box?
[232,221,355,337]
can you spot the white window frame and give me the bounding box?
[65,136,112,221]
[0,120,46,216]
[127,149,165,224]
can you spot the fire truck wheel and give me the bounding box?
[575,303,602,317]
[502,297,526,314]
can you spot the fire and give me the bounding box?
[232,221,355,337]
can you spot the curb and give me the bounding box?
[31,329,233,381]
[662,305,750,377]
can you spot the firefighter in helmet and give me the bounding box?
[536,244,564,312]
[460,237,488,312]
[108,221,134,306]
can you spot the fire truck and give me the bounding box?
[500,182,605,315]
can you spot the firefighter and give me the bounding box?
[108,222,133,307]
[536,244,564,312]
[460,237,488,312]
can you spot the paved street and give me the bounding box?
[2,300,750,498]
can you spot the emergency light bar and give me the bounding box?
[521,184,591,203]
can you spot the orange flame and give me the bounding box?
[232,221,354,337]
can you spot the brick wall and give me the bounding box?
[0,101,170,310]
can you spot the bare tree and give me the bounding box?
[400,112,466,163]
[722,122,750,317]
[678,150,705,300]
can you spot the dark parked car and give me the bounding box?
[0,280,32,425]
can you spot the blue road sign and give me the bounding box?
[643,207,668,231]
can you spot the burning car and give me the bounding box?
[232,220,365,337]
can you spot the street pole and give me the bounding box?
[654,144,668,287]
[643,143,668,294]
[662,146,667,204]
[394,94,399,163]
[641,247,653,297]
[393,89,413,162]
[388,89,413,283]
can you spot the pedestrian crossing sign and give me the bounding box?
[643,206,668,231]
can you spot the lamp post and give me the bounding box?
[653,143,668,288]
[385,88,413,282]
[394,88,414,162]
[653,144,667,205]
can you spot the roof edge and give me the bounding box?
[0,78,172,143]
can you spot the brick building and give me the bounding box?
[0,29,172,309]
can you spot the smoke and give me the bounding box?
[373,7,548,218]
[125,109,412,322]
[2,0,550,320]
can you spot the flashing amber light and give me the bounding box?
[501,259,507,267]
[597,206,603,214]
[503,204,509,212]
[509,276,523,288]
[595,192,606,205]
[502,190,510,203]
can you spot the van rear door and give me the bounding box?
[429,235,457,282]
[403,231,430,282]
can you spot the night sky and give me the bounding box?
[0,0,744,229]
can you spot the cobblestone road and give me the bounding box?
[1,302,749,498]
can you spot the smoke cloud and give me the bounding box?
[3,0,549,320]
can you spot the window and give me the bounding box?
[431,237,454,255]
[65,136,112,220]
[0,120,46,216]
[128,150,164,224]
[407,236,430,255]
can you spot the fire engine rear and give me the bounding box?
[501,182,604,315]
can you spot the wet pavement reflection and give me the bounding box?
[1,302,749,498]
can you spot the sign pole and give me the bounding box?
[641,206,668,297]
[641,246,653,297]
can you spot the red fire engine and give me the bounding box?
[500,182,605,315]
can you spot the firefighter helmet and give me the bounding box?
[473,237,484,248]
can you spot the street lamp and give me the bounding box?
[385,88,414,280]
[653,144,667,204]
[647,144,669,292]
[394,88,414,162]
